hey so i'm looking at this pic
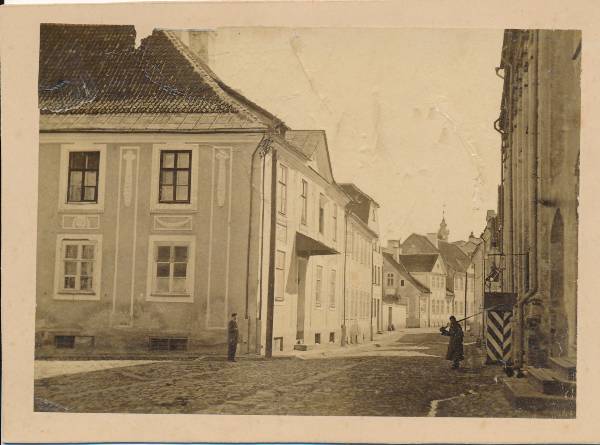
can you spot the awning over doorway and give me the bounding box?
[296,232,340,256]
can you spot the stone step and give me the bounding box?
[526,367,576,397]
[503,377,576,414]
[548,356,576,381]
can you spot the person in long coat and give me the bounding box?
[227,313,239,362]
[440,315,464,369]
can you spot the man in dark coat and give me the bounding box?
[227,313,239,362]
[440,316,464,369]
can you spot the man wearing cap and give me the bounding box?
[227,313,239,362]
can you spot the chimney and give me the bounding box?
[426,233,438,249]
[486,209,497,221]
[387,239,402,261]
[188,31,212,66]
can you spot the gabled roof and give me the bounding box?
[401,233,438,254]
[398,254,439,273]
[339,183,379,226]
[383,252,430,294]
[284,130,334,182]
[39,24,282,131]
[437,241,471,273]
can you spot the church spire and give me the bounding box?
[437,208,449,241]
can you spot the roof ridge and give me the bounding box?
[161,30,263,126]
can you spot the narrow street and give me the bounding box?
[34,330,571,417]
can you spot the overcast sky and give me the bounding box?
[206,27,504,243]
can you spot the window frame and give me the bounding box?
[300,179,308,225]
[315,265,323,307]
[386,272,395,287]
[318,193,326,235]
[150,144,200,212]
[58,144,107,212]
[278,164,288,215]
[146,235,196,303]
[275,250,286,302]
[329,269,336,309]
[332,204,338,241]
[54,234,103,301]
[158,150,192,204]
[67,151,100,203]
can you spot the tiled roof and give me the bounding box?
[401,233,438,254]
[438,241,471,273]
[383,252,430,294]
[339,183,379,225]
[398,254,439,273]
[38,24,280,130]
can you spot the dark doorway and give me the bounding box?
[550,209,568,357]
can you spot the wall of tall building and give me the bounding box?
[497,29,580,366]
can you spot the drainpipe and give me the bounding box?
[245,135,270,354]
[264,147,278,358]
[341,209,349,346]
[370,243,374,341]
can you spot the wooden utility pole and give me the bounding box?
[265,148,277,358]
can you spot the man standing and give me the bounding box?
[227,313,239,362]
[440,315,464,369]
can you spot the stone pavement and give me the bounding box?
[34,360,161,380]
[33,331,574,418]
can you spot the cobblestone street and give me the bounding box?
[34,330,572,417]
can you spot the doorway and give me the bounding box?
[296,256,308,342]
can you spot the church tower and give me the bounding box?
[437,216,449,241]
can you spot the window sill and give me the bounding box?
[58,205,104,214]
[54,292,100,301]
[150,207,197,214]
[146,294,194,303]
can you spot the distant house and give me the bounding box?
[35,24,350,356]
[339,183,382,343]
[398,253,446,327]
[382,251,431,328]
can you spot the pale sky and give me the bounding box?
[206,27,504,244]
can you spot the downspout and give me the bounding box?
[370,243,374,341]
[245,135,270,354]
[264,147,278,358]
[341,209,349,346]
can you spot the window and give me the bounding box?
[319,194,326,234]
[59,145,107,211]
[154,245,189,293]
[275,250,286,301]
[329,332,335,343]
[60,240,97,292]
[372,208,377,222]
[149,337,188,351]
[159,150,192,203]
[401,279,405,287]
[300,179,308,225]
[278,164,288,214]
[67,151,100,203]
[332,204,338,241]
[315,265,323,306]
[147,236,195,301]
[55,335,75,349]
[315,333,321,344]
[329,269,336,308]
[386,273,395,287]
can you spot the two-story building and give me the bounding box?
[35,24,350,357]
[340,184,383,341]
[382,248,431,329]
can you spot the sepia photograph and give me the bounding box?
[29,22,580,419]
